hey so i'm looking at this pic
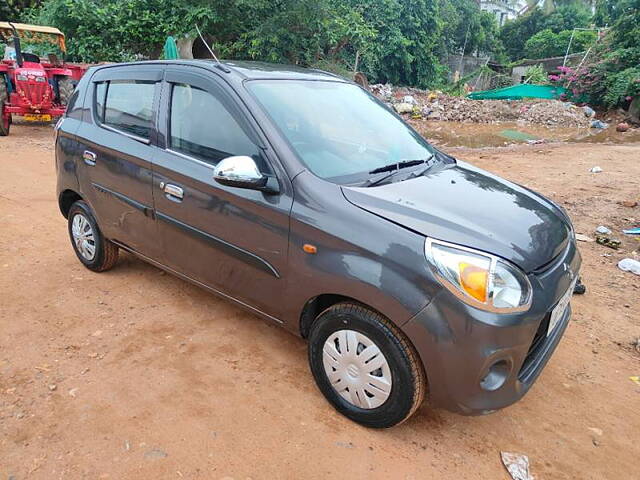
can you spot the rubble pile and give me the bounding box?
[370,84,593,128]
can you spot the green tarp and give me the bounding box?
[467,84,566,101]
[163,36,179,60]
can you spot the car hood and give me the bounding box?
[342,162,570,273]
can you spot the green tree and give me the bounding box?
[439,0,503,57]
[500,4,593,59]
[1,0,44,21]
[29,0,196,61]
[26,0,505,89]
[524,28,596,58]
[549,0,640,107]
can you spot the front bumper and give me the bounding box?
[403,239,581,415]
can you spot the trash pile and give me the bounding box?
[370,84,594,128]
[578,221,640,276]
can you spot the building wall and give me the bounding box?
[479,0,519,27]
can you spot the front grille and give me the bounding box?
[18,82,51,109]
[518,313,550,382]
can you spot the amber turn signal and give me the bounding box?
[459,262,488,303]
[303,244,317,254]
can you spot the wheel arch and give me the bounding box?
[58,189,83,218]
[299,293,387,339]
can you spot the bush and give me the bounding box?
[604,66,640,106]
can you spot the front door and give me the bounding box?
[74,67,162,258]
[152,68,292,321]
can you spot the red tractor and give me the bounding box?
[0,22,89,136]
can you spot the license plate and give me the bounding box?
[548,279,576,336]
[24,114,52,122]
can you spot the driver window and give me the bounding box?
[169,83,262,168]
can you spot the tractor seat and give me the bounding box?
[22,52,41,63]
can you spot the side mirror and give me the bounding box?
[213,156,278,193]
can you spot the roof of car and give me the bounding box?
[219,60,344,81]
[93,59,345,82]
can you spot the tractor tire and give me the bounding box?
[57,77,75,106]
[0,77,10,136]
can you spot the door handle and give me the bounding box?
[83,150,96,166]
[161,182,184,200]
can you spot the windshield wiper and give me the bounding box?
[364,157,432,187]
[406,154,437,179]
[368,159,426,175]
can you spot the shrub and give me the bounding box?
[523,64,549,84]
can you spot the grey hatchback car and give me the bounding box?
[55,60,581,428]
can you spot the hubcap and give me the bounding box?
[322,330,392,409]
[71,213,96,261]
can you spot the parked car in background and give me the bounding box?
[55,60,581,428]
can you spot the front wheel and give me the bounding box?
[308,303,426,428]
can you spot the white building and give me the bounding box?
[478,0,522,27]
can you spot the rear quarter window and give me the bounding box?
[95,80,157,139]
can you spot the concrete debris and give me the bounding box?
[393,103,414,114]
[402,95,417,105]
[501,452,534,480]
[370,84,594,127]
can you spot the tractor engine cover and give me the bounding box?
[12,63,54,111]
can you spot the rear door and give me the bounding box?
[74,66,162,258]
[152,68,292,321]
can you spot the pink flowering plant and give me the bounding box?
[548,65,605,104]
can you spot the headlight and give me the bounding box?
[36,76,47,83]
[425,238,532,312]
[16,74,28,82]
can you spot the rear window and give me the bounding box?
[95,80,156,139]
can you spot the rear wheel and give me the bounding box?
[0,77,10,136]
[57,77,75,106]
[67,201,119,272]
[308,303,426,428]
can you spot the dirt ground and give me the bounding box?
[1,123,639,480]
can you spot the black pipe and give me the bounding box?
[8,23,24,68]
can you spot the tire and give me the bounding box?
[57,77,75,106]
[0,77,10,136]
[308,303,426,428]
[67,200,119,272]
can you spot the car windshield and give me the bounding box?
[246,80,436,183]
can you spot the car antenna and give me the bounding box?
[195,24,230,73]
